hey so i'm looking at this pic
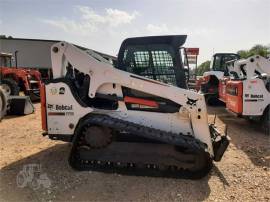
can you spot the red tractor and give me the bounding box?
[196,53,240,104]
[0,52,42,101]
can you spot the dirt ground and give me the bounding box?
[0,103,269,202]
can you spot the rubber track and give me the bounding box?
[69,114,212,179]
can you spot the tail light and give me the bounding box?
[203,75,211,83]
[40,83,47,131]
[196,76,211,91]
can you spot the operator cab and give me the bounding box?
[0,53,12,68]
[210,53,240,76]
[117,35,189,89]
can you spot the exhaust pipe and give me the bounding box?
[14,50,18,68]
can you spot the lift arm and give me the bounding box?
[228,55,270,79]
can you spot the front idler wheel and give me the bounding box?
[82,125,112,148]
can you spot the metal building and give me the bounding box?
[0,37,117,70]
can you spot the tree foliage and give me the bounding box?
[196,60,210,76]
[237,44,270,58]
[196,44,270,76]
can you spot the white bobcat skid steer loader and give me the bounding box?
[226,55,270,134]
[41,36,229,178]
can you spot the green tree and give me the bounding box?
[236,50,249,58]
[237,44,270,58]
[196,60,210,76]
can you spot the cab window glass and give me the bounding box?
[122,45,177,85]
[0,56,12,67]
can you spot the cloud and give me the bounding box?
[146,24,169,34]
[146,23,214,36]
[77,6,139,27]
[41,6,139,35]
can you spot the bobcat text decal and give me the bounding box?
[244,94,264,102]
[250,94,263,99]
[47,104,74,116]
[47,104,73,110]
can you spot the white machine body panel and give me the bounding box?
[45,82,92,135]
[242,79,270,116]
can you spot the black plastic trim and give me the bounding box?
[45,78,88,107]
[48,134,73,142]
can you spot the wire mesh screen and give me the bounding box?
[152,51,174,68]
[123,46,177,85]
[134,51,149,68]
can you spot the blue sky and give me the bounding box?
[0,0,269,64]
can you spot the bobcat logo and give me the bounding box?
[47,104,54,110]
[186,98,198,106]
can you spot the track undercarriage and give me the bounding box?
[69,114,213,179]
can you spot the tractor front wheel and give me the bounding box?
[1,78,20,96]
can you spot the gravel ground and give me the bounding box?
[0,104,269,202]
